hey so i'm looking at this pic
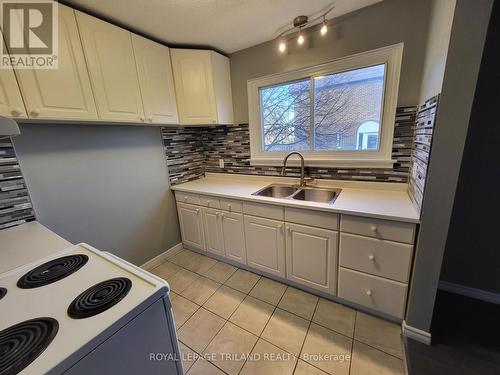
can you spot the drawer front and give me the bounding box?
[340,215,415,244]
[220,199,243,213]
[175,192,200,206]
[339,233,413,282]
[199,195,221,209]
[285,207,339,230]
[338,267,407,318]
[243,201,284,221]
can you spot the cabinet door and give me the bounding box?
[244,215,285,278]
[131,35,178,124]
[13,4,97,120]
[285,223,338,294]
[0,65,26,118]
[201,208,224,256]
[221,212,246,264]
[170,49,217,125]
[177,203,204,250]
[0,33,26,118]
[76,11,144,122]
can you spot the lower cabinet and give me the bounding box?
[244,215,286,278]
[201,208,224,256]
[285,223,338,294]
[221,212,247,264]
[177,203,204,250]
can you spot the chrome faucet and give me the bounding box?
[281,152,306,187]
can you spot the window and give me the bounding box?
[248,44,403,168]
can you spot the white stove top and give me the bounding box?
[0,243,169,374]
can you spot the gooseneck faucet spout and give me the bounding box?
[281,152,306,187]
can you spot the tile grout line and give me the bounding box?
[293,296,320,374]
[347,311,357,375]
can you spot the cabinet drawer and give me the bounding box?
[285,207,338,230]
[339,233,413,282]
[243,202,284,220]
[340,215,415,244]
[220,199,243,213]
[199,195,221,209]
[175,192,200,205]
[338,268,407,318]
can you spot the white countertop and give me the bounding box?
[0,221,73,274]
[171,173,420,223]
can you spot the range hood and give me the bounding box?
[0,116,20,138]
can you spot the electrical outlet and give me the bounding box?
[219,159,224,168]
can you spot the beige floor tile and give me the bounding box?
[179,341,199,374]
[294,360,328,375]
[168,269,200,293]
[225,269,261,293]
[171,293,199,329]
[204,322,259,375]
[203,261,238,283]
[312,298,356,337]
[278,287,318,320]
[170,250,200,268]
[350,341,404,375]
[178,308,226,353]
[150,261,181,279]
[250,277,287,305]
[180,276,221,305]
[187,358,225,375]
[261,308,309,354]
[203,285,246,319]
[301,323,352,375]
[188,254,218,274]
[240,339,297,375]
[354,312,403,358]
[229,296,274,336]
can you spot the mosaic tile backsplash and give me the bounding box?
[0,137,35,230]
[162,105,417,186]
[408,95,439,214]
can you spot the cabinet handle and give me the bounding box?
[206,201,210,207]
[227,204,232,211]
[30,109,40,117]
[11,108,22,116]
[148,117,153,123]
[216,212,220,218]
[370,225,377,232]
[195,209,200,214]
[278,224,283,231]
[286,226,290,233]
[220,213,225,219]
[183,196,188,202]
[365,289,372,296]
[140,116,145,122]
[368,254,375,261]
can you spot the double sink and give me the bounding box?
[252,184,341,204]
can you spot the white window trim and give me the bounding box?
[247,43,404,168]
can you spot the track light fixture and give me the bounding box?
[275,4,334,53]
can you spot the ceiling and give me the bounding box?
[65,0,383,54]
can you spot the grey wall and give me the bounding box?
[13,124,181,265]
[405,0,493,333]
[439,0,500,294]
[229,0,433,125]
[418,0,456,102]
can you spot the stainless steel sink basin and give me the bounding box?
[252,184,299,198]
[291,187,341,204]
[252,184,341,204]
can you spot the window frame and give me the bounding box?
[247,43,403,168]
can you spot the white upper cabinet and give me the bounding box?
[75,11,145,122]
[13,5,97,120]
[171,49,233,125]
[0,64,26,119]
[131,35,178,124]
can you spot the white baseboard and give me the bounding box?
[402,320,431,345]
[141,243,183,270]
[438,281,500,304]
